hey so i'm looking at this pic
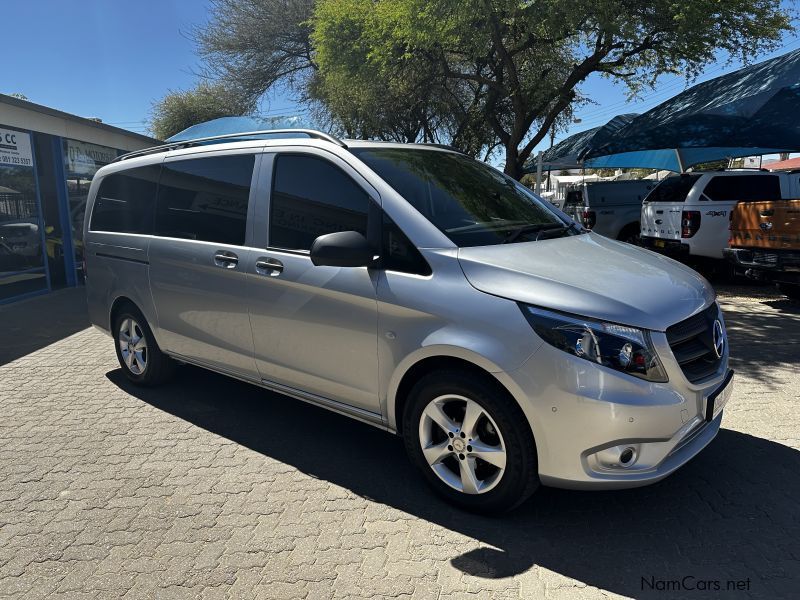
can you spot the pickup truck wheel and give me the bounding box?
[617,223,640,245]
[403,370,539,514]
[778,283,800,301]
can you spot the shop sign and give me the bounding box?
[65,140,117,176]
[0,128,33,168]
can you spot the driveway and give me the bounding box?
[0,286,798,599]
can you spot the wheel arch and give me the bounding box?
[616,221,641,241]
[108,295,161,346]
[388,349,530,437]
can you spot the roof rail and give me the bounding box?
[115,128,347,162]
[417,142,468,156]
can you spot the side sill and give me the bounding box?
[165,351,391,433]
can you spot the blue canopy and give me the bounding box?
[537,114,638,169]
[166,115,308,142]
[526,115,786,173]
[583,146,788,172]
[583,48,800,162]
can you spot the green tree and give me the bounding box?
[149,81,256,140]
[198,0,792,178]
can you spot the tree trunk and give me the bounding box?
[503,144,524,180]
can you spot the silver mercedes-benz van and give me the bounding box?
[84,129,733,513]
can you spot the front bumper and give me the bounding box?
[495,326,731,490]
[724,247,800,284]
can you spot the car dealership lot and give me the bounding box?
[0,287,798,599]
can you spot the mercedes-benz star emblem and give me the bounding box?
[712,320,724,359]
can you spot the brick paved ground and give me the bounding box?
[0,286,798,599]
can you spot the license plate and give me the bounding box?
[654,239,666,248]
[705,370,734,421]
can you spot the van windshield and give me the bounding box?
[644,174,701,202]
[351,148,577,247]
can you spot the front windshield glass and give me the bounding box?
[351,148,579,247]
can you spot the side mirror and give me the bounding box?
[310,230,374,267]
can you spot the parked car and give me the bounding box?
[84,130,733,513]
[563,179,656,243]
[724,198,800,300]
[0,220,40,258]
[640,170,800,260]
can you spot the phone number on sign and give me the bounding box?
[0,154,33,167]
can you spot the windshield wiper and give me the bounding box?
[502,222,570,244]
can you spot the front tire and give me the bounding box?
[402,370,539,513]
[113,307,174,386]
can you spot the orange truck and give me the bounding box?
[724,199,800,300]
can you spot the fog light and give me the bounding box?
[592,444,640,470]
[619,447,635,465]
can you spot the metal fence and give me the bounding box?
[0,193,37,222]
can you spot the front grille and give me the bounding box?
[752,250,800,268]
[666,303,723,384]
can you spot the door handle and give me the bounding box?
[213,250,239,269]
[255,257,284,276]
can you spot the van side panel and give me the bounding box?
[85,232,155,335]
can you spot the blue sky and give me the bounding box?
[2,1,799,150]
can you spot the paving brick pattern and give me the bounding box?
[0,286,798,599]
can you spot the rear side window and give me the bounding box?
[90,166,159,233]
[270,154,370,251]
[644,174,701,203]
[155,154,254,245]
[703,175,782,201]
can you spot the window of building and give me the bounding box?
[155,155,254,245]
[90,166,160,234]
[0,126,47,301]
[381,213,430,275]
[270,154,370,251]
[703,175,782,201]
[63,139,120,283]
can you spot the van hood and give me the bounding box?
[457,233,714,331]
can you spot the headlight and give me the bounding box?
[521,305,668,382]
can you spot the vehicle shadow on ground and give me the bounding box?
[0,288,89,366]
[110,367,800,599]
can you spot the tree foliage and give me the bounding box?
[149,81,256,140]
[197,0,792,178]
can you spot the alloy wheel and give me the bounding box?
[118,317,148,375]
[418,394,507,494]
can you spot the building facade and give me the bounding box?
[0,94,158,303]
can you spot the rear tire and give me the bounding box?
[402,370,539,514]
[778,283,800,301]
[113,306,174,386]
[617,223,641,245]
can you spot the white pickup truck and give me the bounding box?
[640,170,800,260]
[563,179,657,243]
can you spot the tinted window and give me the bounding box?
[703,175,781,201]
[270,154,369,251]
[155,154,254,245]
[644,174,702,203]
[352,148,568,247]
[382,213,431,275]
[90,166,159,233]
